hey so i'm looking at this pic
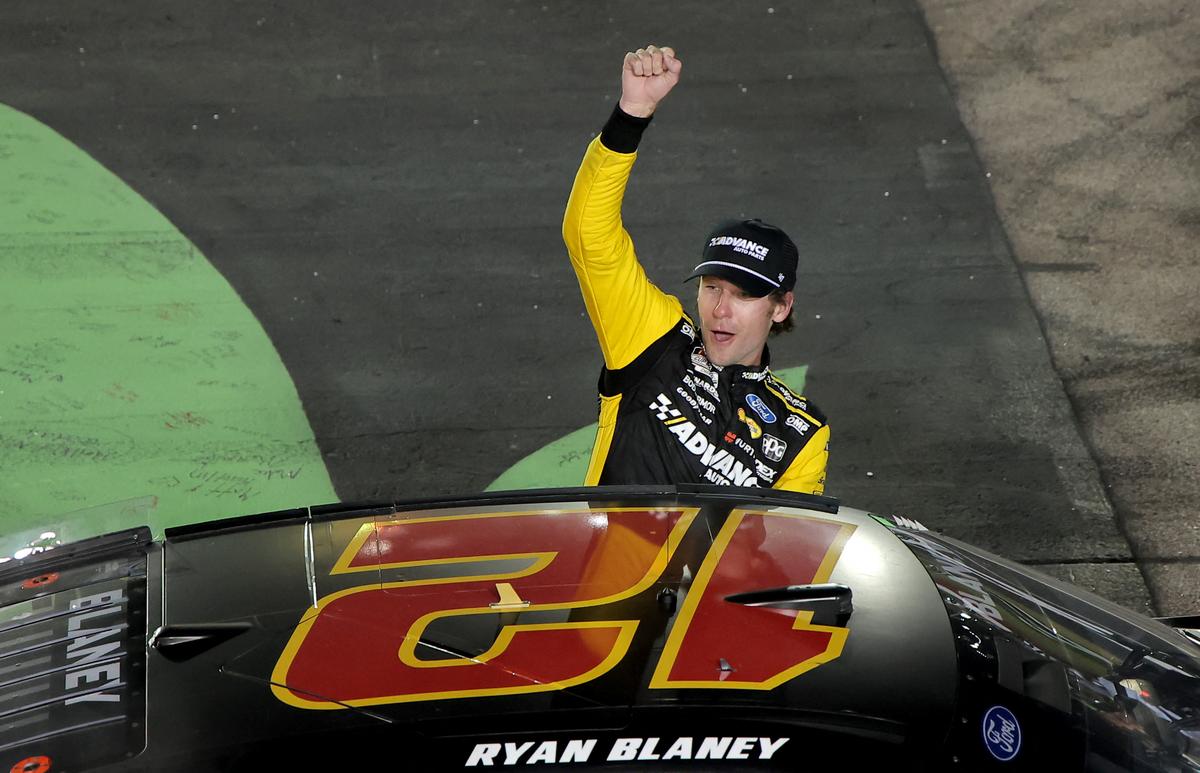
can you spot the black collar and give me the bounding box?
[703,343,772,381]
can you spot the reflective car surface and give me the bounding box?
[2,486,1197,771]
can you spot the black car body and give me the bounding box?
[3,487,1199,771]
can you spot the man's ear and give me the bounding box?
[771,291,794,323]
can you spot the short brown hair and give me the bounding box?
[769,289,794,336]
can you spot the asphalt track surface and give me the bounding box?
[919,0,1199,617]
[0,1,1189,614]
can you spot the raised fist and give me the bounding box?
[619,45,682,118]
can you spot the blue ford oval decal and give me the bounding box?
[982,705,1021,761]
[745,394,777,424]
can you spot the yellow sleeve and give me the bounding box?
[774,424,830,495]
[562,137,683,371]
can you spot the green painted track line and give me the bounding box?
[486,365,809,491]
[0,104,336,560]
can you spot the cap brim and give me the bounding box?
[685,261,777,298]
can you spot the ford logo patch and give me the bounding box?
[982,705,1021,762]
[745,394,776,424]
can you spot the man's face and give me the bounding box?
[696,276,793,367]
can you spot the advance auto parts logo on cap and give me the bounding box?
[709,235,769,260]
[982,706,1021,761]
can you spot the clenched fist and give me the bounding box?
[619,45,682,118]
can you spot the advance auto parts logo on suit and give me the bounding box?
[649,393,760,487]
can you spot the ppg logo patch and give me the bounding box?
[761,434,787,463]
[745,394,776,424]
[982,706,1021,761]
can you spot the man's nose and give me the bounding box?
[713,291,732,317]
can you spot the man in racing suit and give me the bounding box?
[563,45,829,494]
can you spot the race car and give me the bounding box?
[3,486,1199,771]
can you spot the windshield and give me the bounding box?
[892,525,1200,771]
[0,496,159,565]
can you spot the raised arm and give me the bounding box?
[562,46,687,371]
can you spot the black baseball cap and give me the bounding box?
[685,218,799,297]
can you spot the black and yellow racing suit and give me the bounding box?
[562,108,829,494]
